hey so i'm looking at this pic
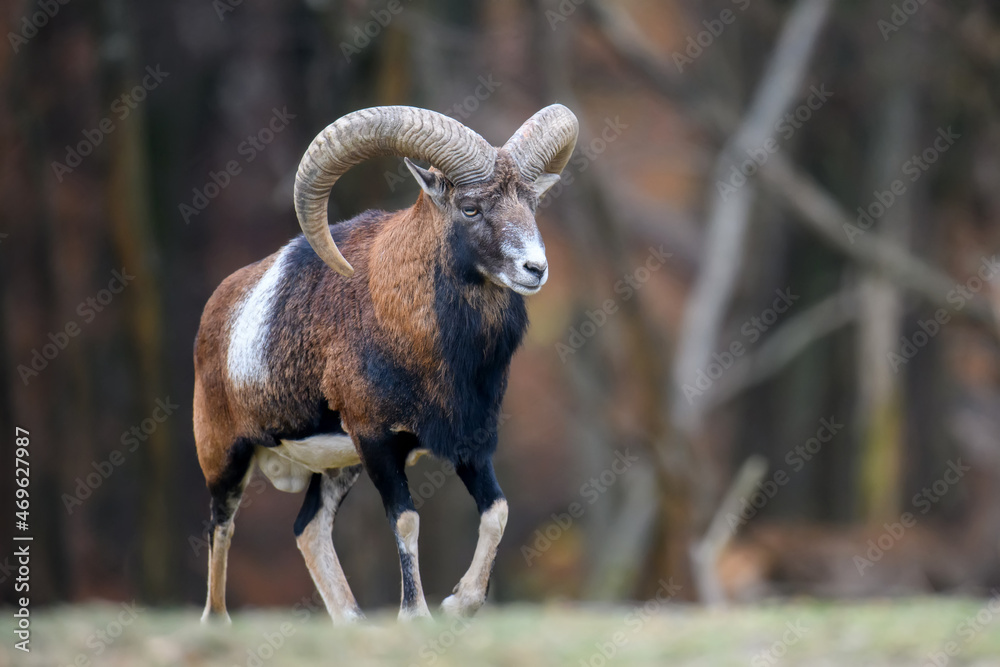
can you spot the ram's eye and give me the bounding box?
[461,205,479,218]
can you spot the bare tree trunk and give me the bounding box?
[584,0,997,330]
[670,0,833,437]
[665,0,833,601]
[535,0,683,598]
[103,0,174,602]
[854,27,918,522]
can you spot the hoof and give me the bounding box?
[398,605,433,622]
[333,609,365,626]
[441,593,483,618]
[200,609,232,625]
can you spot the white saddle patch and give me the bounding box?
[227,245,290,387]
[255,434,361,494]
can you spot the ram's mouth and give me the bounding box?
[481,271,543,295]
[507,277,544,295]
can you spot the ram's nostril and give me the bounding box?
[523,261,547,279]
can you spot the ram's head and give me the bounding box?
[294,105,579,295]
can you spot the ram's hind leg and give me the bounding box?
[295,465,364,624]
[202,441,255,624]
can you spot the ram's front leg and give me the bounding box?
[361,435,432,620]
[442,459,508,618]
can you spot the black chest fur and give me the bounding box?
[361,240,528,464]
[360,276,527,465]
[264,218,529,465]
[429,264,527,463]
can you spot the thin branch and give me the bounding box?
[584,0,998,331]
[705,287,859,411]
[669,0,834,436]
[690,456,769,606]
[757,155,995,325]
[582,1,738,134]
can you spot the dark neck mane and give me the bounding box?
[362,195,529,461]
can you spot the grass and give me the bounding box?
[4,598,1000,666]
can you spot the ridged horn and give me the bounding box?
[502,103,579,183]
[293,106,497,276]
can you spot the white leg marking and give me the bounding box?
[201,464,253,624]
[296,471,364,625]
[202,522,234,625]
[442,499,508,618]
[396,511,432,621]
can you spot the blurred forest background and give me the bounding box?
[3,0,1000,614]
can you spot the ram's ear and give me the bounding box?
[532,173,561,198]
[405,158,449,209]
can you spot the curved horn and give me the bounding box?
[502,103,579,183]
[294,106,497,276]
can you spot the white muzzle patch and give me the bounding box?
[501,228,548,295]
